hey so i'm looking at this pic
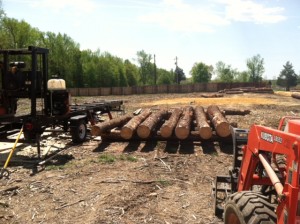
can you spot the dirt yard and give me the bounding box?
[0,92,299,224]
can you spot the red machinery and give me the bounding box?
[213,116,300,224]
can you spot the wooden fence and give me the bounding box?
[68,82,267,96]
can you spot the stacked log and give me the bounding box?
[175,106,193,140]
[194,106,212,139]
[207,105,230,137]
[91,114,132,136]
[219,87,273,94]
[120,109,152,139]
[137,109,168,139]
[292,93,300,99]
[201,93,224,98]
[160,108,182,138]
[223,109,251,116]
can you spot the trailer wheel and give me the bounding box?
[70,120,87,143]
[224,191,276,224]
[23,131,36,142]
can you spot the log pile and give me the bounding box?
[120,109,152,139]
[91,114,132,136]
[92,105,247,141]
[160,108,182,138]
[137,109,168,139]
[219,87,274,94]
[291,92,300,100]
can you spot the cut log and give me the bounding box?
[120,109,152,139]
[160,108,182,138]
[292,93,300,99]
[91,114,133,136]
[201,93,224,98]
[223,109,251,116]
[207,105,230,137]
[137,110,168,139]
[175,106,193,140]
[194,106,212,139]
[225,90,244,94]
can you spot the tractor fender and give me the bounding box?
[69,115,87,127]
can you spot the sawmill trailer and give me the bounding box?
[0,46,123,157]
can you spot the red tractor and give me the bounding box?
[213,116,300,224]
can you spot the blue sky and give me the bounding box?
[3,0,300,79]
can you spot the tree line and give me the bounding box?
[0,1,298,90]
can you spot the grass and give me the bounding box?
[157,179,172,187]
[98,153,138,164]
[119,154,138,162]
[45,153,138,170]
[98,154,117,163]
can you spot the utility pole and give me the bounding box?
[154,54,157,85]
[175,56,179,84]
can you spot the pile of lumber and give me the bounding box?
[91,106,250,142]
[219,87,274,94]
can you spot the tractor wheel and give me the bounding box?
[70,120,87,143]
[224,191,276,224]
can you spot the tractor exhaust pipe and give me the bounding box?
[258,153,283,196]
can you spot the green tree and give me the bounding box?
[124,59,138,86]
[43,32,81,87]
[0,17,42,49]
[0,0,4,18]
[190,62,212,83]
[174,66,186,84]
[215,61,236,82]
[157,68,173,85]
[246,54,265,83]
[235,71,250,82]
[277,61,298,91]
[136,50,153,85]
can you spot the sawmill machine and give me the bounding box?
[0,46,123,157]
[213,116,300,224]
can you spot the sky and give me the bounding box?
[3,0,300,79]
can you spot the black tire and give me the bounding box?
[70,120,87,143]
[23,131,36,142]
[224,191,276,224]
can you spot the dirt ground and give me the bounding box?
[0,92,299,224]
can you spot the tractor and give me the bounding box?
[213,116,300,223]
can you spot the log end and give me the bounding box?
[91,125,101,136]
[215,122,231,138]
[160,125,173,138]
[137,125,150,139]
[120,126,133,139]
[175,126,190,140]
[199,127,213,140]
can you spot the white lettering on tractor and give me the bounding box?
[261,132,273,143]
[274,135,282,144]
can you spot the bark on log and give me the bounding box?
[175,106,193,140]
[137,110,168,139]
[194,106,212,139]
[225,90,244,94]
[160,108,182,138]
[207,105,230,137]
[223,109,251,116]
[91,114,133,136]
[120,109,152,139]
[292,93,300,99]
[201,93,224,98]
